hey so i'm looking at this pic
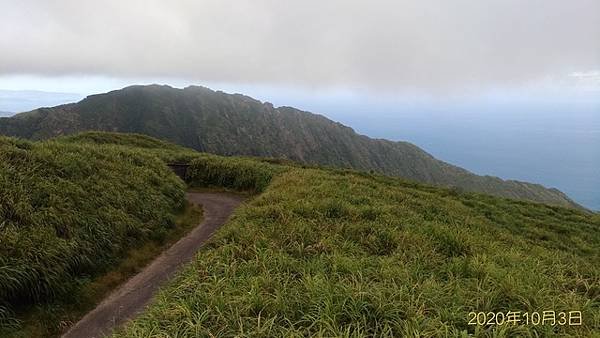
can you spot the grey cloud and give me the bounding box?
[1,0,599,91]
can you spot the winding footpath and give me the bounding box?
[63,192,244,338]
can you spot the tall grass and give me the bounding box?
[114,159,600,337]
[2,132,597,337]
[57,131,201,164]
[57,131,184,150]
[186,154,286,193]
[0,136,186,329]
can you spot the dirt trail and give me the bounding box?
[63,192,244,338]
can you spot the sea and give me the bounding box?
[316,96,600,211]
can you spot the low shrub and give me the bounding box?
[186,154,286,192]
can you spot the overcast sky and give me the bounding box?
[0,0,599,95]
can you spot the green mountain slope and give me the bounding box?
[0,85,580,208]
[115,153,600,337]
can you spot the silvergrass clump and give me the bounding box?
[186,154,286,193]
[58,131,201,164]
[0,135,186,328]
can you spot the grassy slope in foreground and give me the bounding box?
[0,135,193,335]
[116,156,599,337]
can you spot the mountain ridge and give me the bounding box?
[0,84,581,209]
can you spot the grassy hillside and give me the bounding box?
[115,155,599,337]
[0,85,580,209]
[58,131,184,150]
[57,131,201,164]
[0,135,189,334]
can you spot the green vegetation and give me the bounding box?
[187,155,287,193]
[114,156,599,337]
[7,202,202,338]
[0,85,580,208]
[80,201,202,313]
[58,131,200,164]
[58,131,184,150]
[0,132,596,337]
[0,134,197,336]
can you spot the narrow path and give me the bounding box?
[63,192,244,338]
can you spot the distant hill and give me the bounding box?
[0,84,581,208]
